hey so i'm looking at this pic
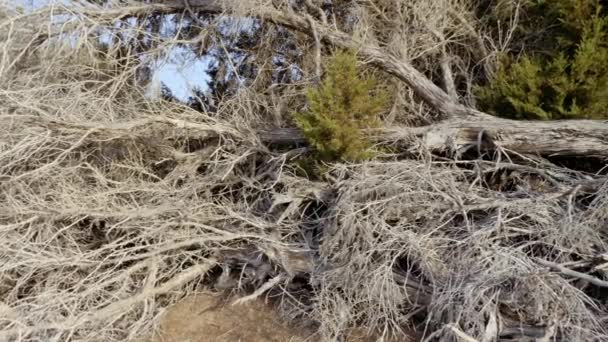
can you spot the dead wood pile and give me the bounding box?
[1,2,607,342]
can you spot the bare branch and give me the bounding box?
[536,258,608,288]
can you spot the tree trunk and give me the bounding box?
[262,119,608,158]
[116,1,608,159]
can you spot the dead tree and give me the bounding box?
[84,0,608,160]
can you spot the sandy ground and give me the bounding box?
[152,293,417,342]
[152,293,310,342]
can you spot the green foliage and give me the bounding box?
[476,0,608,120]
[293,50,388,162]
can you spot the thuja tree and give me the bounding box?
[293,50,388,162]
[476,0,608,120]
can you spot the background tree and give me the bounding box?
[476,0,608,119]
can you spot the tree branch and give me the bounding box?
[261,119,608,158]
[536,258,608,288]
[98,1,608,158]
[120,0,484,119]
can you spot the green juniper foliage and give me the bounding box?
[476,0,608,120]
[293,50,388,162]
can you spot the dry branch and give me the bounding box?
[3,2,608,342]
[261,119,608,158]
[138,0,479,118]
[499,325,551,339]
[231,274,285,306]
[0,261,216,339]
[108,0,608,158]
[536,258,608,288]
[389,119,608,157]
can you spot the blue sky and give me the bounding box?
[146,46,213,101]
[140,13,214,101]
[13,0,214,102]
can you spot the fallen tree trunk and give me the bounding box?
[261,119,608,158]
[97,1,608,158]
[392,119,608,158]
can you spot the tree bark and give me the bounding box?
[111,1,608,158]
[390,119,608,157]
[262,119,608,158]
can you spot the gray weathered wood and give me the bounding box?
[114,2,608,158]
[261,120,608,158]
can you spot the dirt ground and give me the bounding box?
[152,293,309,342]
[152,293,416,342]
